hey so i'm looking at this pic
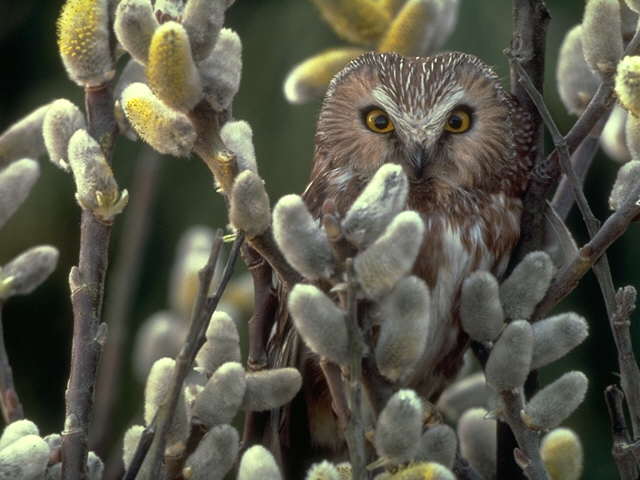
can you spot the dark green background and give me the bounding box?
[0,1,637,478]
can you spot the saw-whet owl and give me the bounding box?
[265,50,535,476]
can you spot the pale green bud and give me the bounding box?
[416,424,457,469]
[242,368,302,411]
[0,420,39,450]
[238,445,282,480]
[541,428,584,480]
[122,425,144,471]
[460,271,504,342]
[199,29,242,112]
[229,171,271,238]
[582,0,624,76]
[43,99,86,171]
[183,425,238,480]
[531,313,589,369]
[195,311,241,374]
[0,246,59,301]
[375,389,423,463]
[192,362,246,427]
[485,320,533,391]
[457,408,496,480]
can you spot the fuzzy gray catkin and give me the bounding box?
[582,0,624,76]
[183,425,239,480]
[601,105,631,162]
[242,368,302,411]
[192,362,246,427]
[457,408,496,480]
[200,29,242,112]
[0,435,49,480]
[132,310,184,381]
[341,164,408,248]
[436,372,491,422]
[522,371,588,429]
[0,246,59,300]
[375,276,431,382]
[219,120,256,173]
[273,195,335,280]
[0,104,50,166]
[288,284,349,365]
[416,424,457,469]
[540,428,584,480]
[460,271,504,342]
[181,0,225,61]
[114,0,159,64]
[43,98,86,171]
[609,160,640,210]
[195,311,241,374]
[0,159,40,231]
[375,389,423,463]
[238,445,282,480]
[616,56,640,117]
[485,320,533,391]
[0,420,39,451]
[354,210,425,299]
[531,313,589,369]
[229,171,271,237]
[86,452,103,480]
[499,251,554,320]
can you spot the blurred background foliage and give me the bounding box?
[0,1,636,478]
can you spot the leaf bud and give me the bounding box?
[147,21,203,112]
[283,48,365,104]
[460,271,504,342]
[43,99,86,171]
[375,389,423,463]
[521,371,588,430]
[195,311,241,374]
[540,428,584,480]
[0,246,59,301]
[273,195,335,281]
[229,171,271,238]
[457,408,496,480]
[183,425,239,480]
[0,159,40,230]
[354,211,424,299]
[242,368,302,411]
[288,284,348,365]
[200,29,242,111]
[68,129,128,222]
[485,320,533,391]
[57,0,115,86]
[582,0,624,76]
[238,445,282,480]
[122,82,197,156]
[375,276,431,383]
[500,251,554,321]
[114,0,159,64]
[342,163,408,248]
[531,313,589,369]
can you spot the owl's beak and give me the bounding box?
[407,146,428,180]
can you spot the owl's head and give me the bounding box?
[314,52,532,201]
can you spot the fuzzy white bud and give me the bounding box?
[522,371,588,430]
[531,313,589,369]
[238,445,282,480]
[192,362,246,427]
[0,420,39,451]
[195,311,241,374]
[220,120,256,174]
[354,210,424,299]
[305,461,340,480]
[460,271,504,342]
[87,452,103,480]
[485,320,533,391]
[273,195,335,280]
[114,0,158,64]
[500,251,554,321]
[122,425,144,471]
[288,284,348,365]
[601,105,631,163]
[242,368,302,411]
[183,425,239,480]
[582,0,624,76]
[43,99,86,171]
[0,246,59,301]
[342,164,408,248]
[457,408,496,480]
[200,29,242,112]
[609,160,640,210]
[375,276,430,383]
[0,434,49,480]
[0,159,40,230]
[436,372,491,422]
[0,104,49,166]
[132,310,184,381]
[229,171,271,238]
[375,389,423,463]
[182,0,225,61]
[416,424,457,469]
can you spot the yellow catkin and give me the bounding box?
[121,83,196,157]
[283,48,365,104]
[615,55,640,117]
[57,0,114,86]
[378,0,439,56]
[146,21,202,112]
[389,462,455,480]
[311,0,391,46]
[540,428,584,480]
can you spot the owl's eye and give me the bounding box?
[444,109,472,133]
[365,109,395,133]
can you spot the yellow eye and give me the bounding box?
[444,109,472,133]
[365,109,395,133]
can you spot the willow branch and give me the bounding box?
[91,149,162,456]
[0,303,23,424]
[62,84,117,480]
[136,232,243,479]
[605,385,639,480]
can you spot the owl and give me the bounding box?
[263,51,534,477]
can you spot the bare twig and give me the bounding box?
[91,149,162,456]
[0,303,23,424]
[605,385,639,480]
[612,286,640,438]
[62,84,117,480]
[136,232,243,479]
